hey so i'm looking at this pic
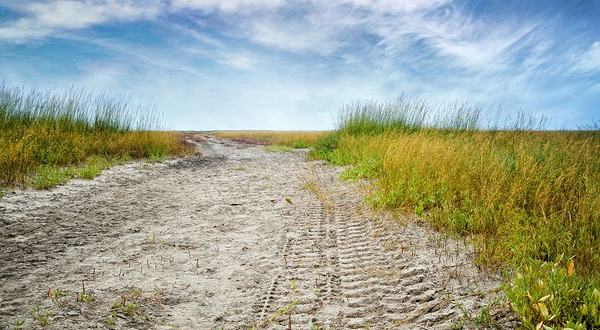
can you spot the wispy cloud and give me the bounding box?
[171,0,285,12]
[0,0,164,42]
[571,41,600,74]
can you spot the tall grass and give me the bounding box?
[311,97,600,329]
[0,82,190,188]
[338,94,483,135]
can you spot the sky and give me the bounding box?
[0,0,599,130]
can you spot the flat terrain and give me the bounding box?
[0,136,511,329]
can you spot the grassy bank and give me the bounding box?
[212,130,328,148]
[0,82,190,189]
[311,97,599,329]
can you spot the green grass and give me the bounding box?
[30,155,131,189]
[0,82,192,190]
[311,97,600,329]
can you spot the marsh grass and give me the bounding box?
[311,97,600,329]
[212,130,328,148]
[0,82,190,189]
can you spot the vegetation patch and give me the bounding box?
[311,95,600,329]
[0,82,192,191]
[265,145,294,153]
[212,130,328,148]
[105,287,163,326]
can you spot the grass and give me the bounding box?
[0,82,191,190]
[310,96,599,329]
[265,145,294,153]
[212,130,328,148]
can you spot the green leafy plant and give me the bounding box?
[50,287,70,308]
[10,319,25,330]
[77,291,95,303]
[30,307,52,326]
[145,235,158,244]
[504,257,600,329]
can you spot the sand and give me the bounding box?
[0,135,515,329]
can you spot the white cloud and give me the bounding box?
[0,0,163,42]
[571,41,600,74]
[71,36,214,79]
[219,53,253,69]
[171,0,285,12]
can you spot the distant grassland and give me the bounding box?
[311,96,599,329]
[212,130,328,148]
[0,82,190,190]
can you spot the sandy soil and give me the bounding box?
[0,135,515,329]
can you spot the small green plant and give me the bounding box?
[75,156,110,179]
[232,166,247,170]
[50,287,70,307]
[77,291,94,303]
[122,302,140,316]
[414,202,425,217]
[145,235,158,244]
[10,319,25,330]
[30,307,52,326]
[474,306,493,327]
[251,300,299,329]
[147,146,168,162]
[450,320,464,330]
[107,288,152,323]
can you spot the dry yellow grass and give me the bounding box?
[212,130,329,148]
[0,83,191,189]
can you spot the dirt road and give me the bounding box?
[0,136,512,329]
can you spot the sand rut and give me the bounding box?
[0,136,510,329]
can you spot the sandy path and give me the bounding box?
[0,136,513,329]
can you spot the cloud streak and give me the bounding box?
[0,0,164,42]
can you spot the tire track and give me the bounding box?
[249,189,344,329]
[330,189,463,329]
[248,160,510,329]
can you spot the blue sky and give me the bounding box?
[0,0,599,130]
